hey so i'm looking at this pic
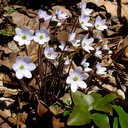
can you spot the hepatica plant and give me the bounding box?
[12,4,117,127]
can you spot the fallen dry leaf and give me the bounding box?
[52,116,65,128]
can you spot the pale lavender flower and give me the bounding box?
[95,16,108,31]
[79,14,92,30]
[38,10,52,21]
[81,58,92,72]
[34,27,50,44]
[81,34,94,53]
[66,66,89,92]
[13,26,34,46]
[93,45,102,57]
[59,41,69,51]
[13,56,36,79]
[64,56,70,65]
[80,3,92,16]
[51,15,61,26]
[44,46,58,60]
[56,9,68,20]
[68,33,80,46]
[102,44,112,54]
[93,32,102,43]
[96,63,107,75]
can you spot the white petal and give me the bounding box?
[16,70,23,79]
[81,73,89,80]
[84,68,92,72]
[71,82,78,92]
[66,77,71,84]
[75,67,83,73]
[77,81,87,88]
[28,63,36,71]
[13,36,20,41]
[15,28,22,35]
[23,70,32,78]
[13,63,18,71]
[19,41,24,46]
[16,56,23,62]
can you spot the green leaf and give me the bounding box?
[113,105,128,128]
[67,105,92,126]
[90,93,102,102]
[92,113,110,128]
[94,94,118,114]
[72,91,94,111]
[63,110,71,117]
[113,117,118,128]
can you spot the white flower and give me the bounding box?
[79,14,92,30]
[66,66,89,92]
[93,32,102,43]
[56,9,68,20]
[80,3,92,16]
[44,46,58,60]
[59,41,69,51]
[68,33,80,46]
[96,63,107,75]
[51,15,61,26]
[81,58,92,72]
[81,34,94,53]
[93,45,102,57]
[13,56,36,79]
[13,26,34,46]
[64,56,70,65]
[38,10,52,21]
[102,44,112,54]
[34,27,50,44]
[95,16,108,31]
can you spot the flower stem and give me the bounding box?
[19,79,29,92]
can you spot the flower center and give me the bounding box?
[81,21,84,24]
[96,24,99,28]
[20,65,24,69]
[73,76,78,81]
[83,42,86,46]
[47,53,51,57]
[22,35,27,40]
[40,35,44,39]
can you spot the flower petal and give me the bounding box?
[71,82,78,92]
[23,70,32,78]
[81,73,89,80]
[23,56,31,63]
[75,67,83,73]
[16,70,23,79]
[66,76,71,84]
[77,81,87,88]
[28,63,36,71]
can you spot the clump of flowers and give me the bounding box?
[13,56,36,79]
[12,3,112,103]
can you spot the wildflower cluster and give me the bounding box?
[13,3,112,94]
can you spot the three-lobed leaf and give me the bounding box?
[113,105,128,128]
